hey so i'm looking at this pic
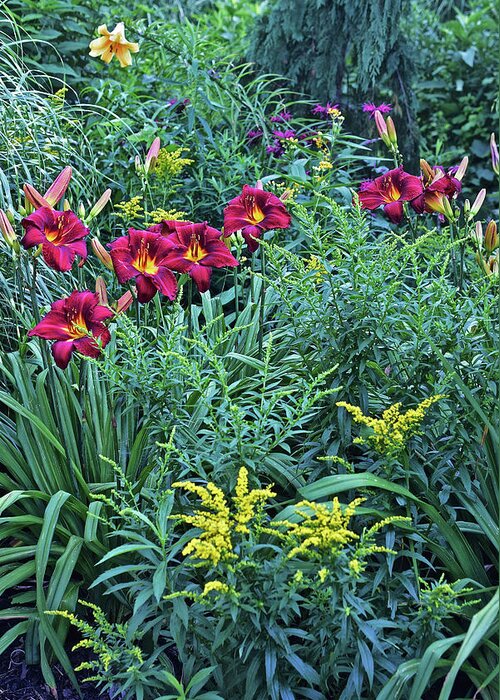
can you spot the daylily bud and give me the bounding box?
[91,237,114,271]
[374,110,391,147]
[420,159,434,182]
[18,205,27,217]
[43,166,72,207]
[441,196,455,223]
[472,221,483,248]
[485,253,499,277]
[463,199,470,216]
[470,188,486,217]
[23,183,50,209]
[455,156,468,182]
[386,116,398,146]
[280,189,292,202]
[255,179,264,190]
[78,202,85,219]
[95,276,109,307]
[134,155,142,173]
[491,133,499,175]
[63,199,71,211]
[145,137,160,174]
[88,188,112,221]
[115,290,134,314]
[484,220,498,254]
[0,209,20,252]
[6,209,15,224]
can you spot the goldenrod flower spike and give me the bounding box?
[337,396,444,456]
[89,23,139,68]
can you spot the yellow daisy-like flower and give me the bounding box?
[89,23,139,68]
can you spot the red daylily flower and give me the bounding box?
[21,207,89,271]
[161,221,239,293]
[223,185,291,252]
[410,162,462,215]
[109,228,178,303]
[28,290,114,369]
[358,167,423,224]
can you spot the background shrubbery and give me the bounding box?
[0,1,498,699]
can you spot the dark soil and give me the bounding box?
[0,641,110,700]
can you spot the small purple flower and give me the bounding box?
[266,140,284,157]
[167,97,190,112]
[311,102,339,117]
[270,110,293,123]
[362,102,392,118]
[272,129,296,140]
[246,129,264,143]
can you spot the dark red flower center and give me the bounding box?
[381,176,401,203]
[66,306,89,339]
[133,238,159,275]
[184,234,207,263]
[243,195,265,225]
[44,215,66,245]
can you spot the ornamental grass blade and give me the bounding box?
[437,590,499,700]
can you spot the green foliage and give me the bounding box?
[0,1,498,698]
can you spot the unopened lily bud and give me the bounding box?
[115,290,134,315]
[88,188,112,221]
[255,179,264,190]
[0,209,20,252]
[374,110,391,147]
[91,237,114,271]
[23,183,50,210]
[455,156,468,182]
[43,166,72,206]
[484,220,498,254]
[134,155,142,173]
[470,188,486,217]
[491,134,499,175]
[463,199,470,216]
[485,253,499,277]
[95,276,109,307]
[386,116,398,146]
[144,137,160,175]
[18,205,27,217]
[280,189,292,202]
[472,221,483,248]
[6,209,15,224]
[78,202,85,219]
[63,199,71,211]
[420,159,434,182]
[441,196,455,223]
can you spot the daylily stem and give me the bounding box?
[187,277,193,338]
[233,267,239,321]
[258,245,266,359]
[30,257,40,325]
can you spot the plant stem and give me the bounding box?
[233,267,239,322]
[258,245,266,359]
[187,277,193,338]
[449,222,457,287]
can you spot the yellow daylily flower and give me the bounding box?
[89,23,139,68]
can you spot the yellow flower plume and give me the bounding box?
[89,23,139,68]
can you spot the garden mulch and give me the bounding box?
[0,641,109,700]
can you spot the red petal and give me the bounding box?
[135,275,157,303]
[189,264,212,293]
[20,227,45,249]
[42,242,75,271]
[162,252,192,274]
[51,340,75,369]
[110,249,138,284]
[29,309,71,340]
[383,201,404,224]
[202,242,239,268]
[151,267,177,300]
